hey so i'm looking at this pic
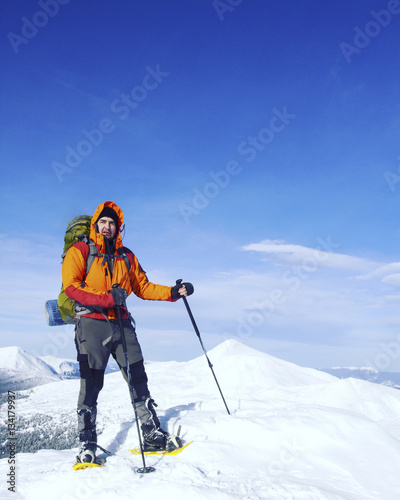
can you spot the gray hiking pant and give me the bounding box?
[75,316,150,410]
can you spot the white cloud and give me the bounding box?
[382,273,400,286]
[358,262,400,281]
[242,239,375,272]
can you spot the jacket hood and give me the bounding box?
[90,201,124,251]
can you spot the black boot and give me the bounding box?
[77,441,98,463]
[76,406,98,463]
[136,397,182,452]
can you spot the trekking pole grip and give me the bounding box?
[176,280,201,340]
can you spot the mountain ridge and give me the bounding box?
[319,366,400,390]
[2,342,400,393]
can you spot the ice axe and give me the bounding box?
[176,279,230,415]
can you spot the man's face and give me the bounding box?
[97,216,117,240]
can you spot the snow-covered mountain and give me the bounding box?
[39,355,81,379]
[320,366,400,389]
[40,354,119,379]
[0,346,60,394]
[0,346,119,395]
[1,339,400,499]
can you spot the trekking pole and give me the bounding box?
[112,284,155,474]
[176,280,230,415]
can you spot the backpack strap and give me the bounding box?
[84,241,131,277]
[86,240,99,275]
[117,247,131,273]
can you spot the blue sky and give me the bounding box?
[2,0,400,371]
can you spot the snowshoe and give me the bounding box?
[73,457,106,471]
[130,440,193,456]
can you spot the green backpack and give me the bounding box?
[57,214,131,323]
[57,215,92,322]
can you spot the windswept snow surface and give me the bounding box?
[2,340,400,499]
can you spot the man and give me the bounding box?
[62,201,193,464]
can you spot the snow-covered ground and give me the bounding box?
[2,339,400,499]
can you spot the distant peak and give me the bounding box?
[210,339,261,356]
[0,345,59,378]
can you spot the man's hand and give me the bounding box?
[110,287,128,306]
[171,282,194,300]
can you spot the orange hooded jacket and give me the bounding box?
[62,201,174,321]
